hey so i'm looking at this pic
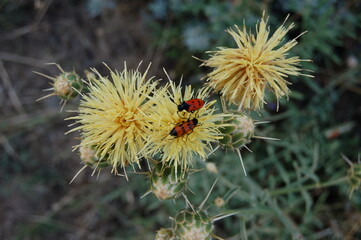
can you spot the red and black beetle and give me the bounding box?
[169,118,199,138]
[177,99,205,113]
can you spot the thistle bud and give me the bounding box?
[54,71,83,100]
[214,197,225,208]
[205,162,218,174]
[150,163,188,200]
[155,228,175,240]
[79,145,110,169]
[348,163,361,196]
[36,64,83,107]
[173,208,213,240]
[218,111,255,150]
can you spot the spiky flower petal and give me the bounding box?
[144,75,225,175]
[68,63,158,174]
[202,14,312,110]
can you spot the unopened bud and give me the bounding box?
[173,208,213,240]
[155,228,175,240]
[150,163,188,200]
[214,197,225,208]
[205,162,218,173]
[79,145,110,169]
[218,111,255,150]
[54,71,83,100]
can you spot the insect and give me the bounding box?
[169,118,199,138]
[176,99,205,113]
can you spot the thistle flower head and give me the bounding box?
[68,63,158,174]
[144,73,224,175]
[202,13,312,110]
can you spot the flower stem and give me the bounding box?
[270,177,348,196]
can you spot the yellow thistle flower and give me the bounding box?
[67,63,158,175]
[201,13,312,110]
[144,72,225,175]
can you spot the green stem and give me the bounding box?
[270,177,349,196]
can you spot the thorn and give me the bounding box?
[42,87,54,91]
[182,193,195,212]
[60,100,67,112]
[140,190,152,199]
[123,167,129,181]
[211,233,225,240]
[244,145,252,153]
[36,93,56,101]
[236,149,247,176]
[207,145,220,157]
[211,211,239,222]
[188,168,204,175]
[199,178,218,210]
[254,121,270,125]
[72,86,84,98]
[191,55,205,63]
[341,153,353,167]
[92,160,103,176]
[33,71,56,80]
[69,165,87,185]
[252,135,281,141]
[186,186,196,195]
[146,158,152,173]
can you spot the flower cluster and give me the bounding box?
[36,14,311,179]
[37,13,313,239]
[64,64,224,177]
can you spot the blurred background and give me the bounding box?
[0,0,360,239]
